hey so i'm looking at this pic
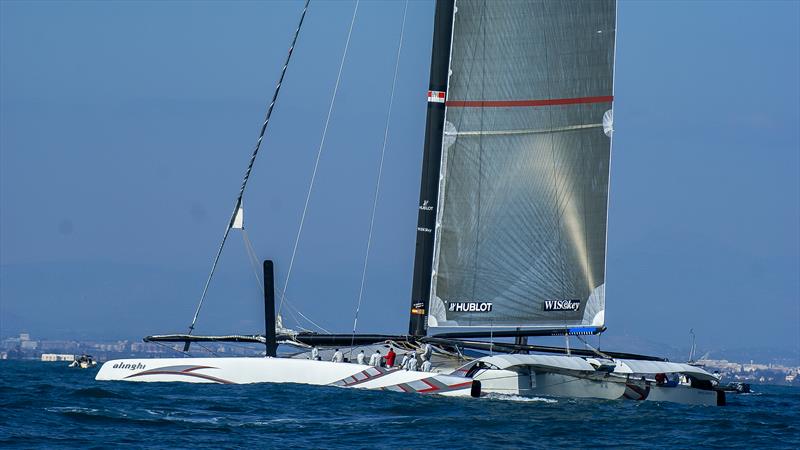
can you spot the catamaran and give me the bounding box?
[97,0,726,406]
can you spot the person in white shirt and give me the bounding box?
[406,354,418,371]
[399,352,409,369]
[420,356,432,372]
[423,343,433,361]
[332,348,343,363]
[356,350,366,365]
[368,350,381,367]
[310,346,319,360]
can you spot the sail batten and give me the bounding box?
[446,95,613,108]
[428,0,616,330]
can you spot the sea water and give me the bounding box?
[1,360,798,448]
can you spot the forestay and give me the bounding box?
[428,0,616,330]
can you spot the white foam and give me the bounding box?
[484,393,558,403]
[46,406,100,414]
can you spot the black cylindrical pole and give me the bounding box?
[263,260,277,357]
[408,0,455,337]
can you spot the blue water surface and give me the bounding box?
[1,360,798,449]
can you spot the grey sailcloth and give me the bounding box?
[428,0,616,330]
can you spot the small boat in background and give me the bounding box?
[69,354,97,369]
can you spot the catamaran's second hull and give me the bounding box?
[471,369,720,405]
[442,354,723,406]
[95,357,478,397]
[473,369,625,400]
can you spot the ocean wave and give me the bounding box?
[69,387,127,399]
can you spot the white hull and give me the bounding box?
[96,357,477,397]
[443,354,722,406]
[470,369,625,400]
[472,369,719,406]
[626,381,721,406]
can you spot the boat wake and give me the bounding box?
[45,406,101,415]
[484,393,558,404]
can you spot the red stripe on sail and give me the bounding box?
[445,95,613,108]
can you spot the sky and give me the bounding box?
[1,0,798,358]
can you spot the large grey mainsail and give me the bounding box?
[428,0,616,331]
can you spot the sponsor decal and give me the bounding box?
[419,200,434,211]
[417,226,432,233]
[112,362,146,371]
[411,302,425,315]
[448,301,493,313]
[543,299,581,312]
[427,90,446,103]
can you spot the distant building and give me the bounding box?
[20,340,38,350]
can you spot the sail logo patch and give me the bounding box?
[543,299,581,312]
[448,302,493,313]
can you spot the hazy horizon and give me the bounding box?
[1,1,798,358]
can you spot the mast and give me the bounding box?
[263,260,277,357]
[408,0,455,337]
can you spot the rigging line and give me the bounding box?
[282,300,306,331]
[576,335,610,359]
[242,229,264,294]
[279,0,360,316]
[195,341,220,357]
[349,0,409,353]
[152,340,190,357]
[187,0,311,333]
[283,296,332,334]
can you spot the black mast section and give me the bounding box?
[408,0,455,337]
[263,260,277,357]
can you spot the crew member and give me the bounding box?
[356,350,366,365]
[399,352,409,369]
[420,356,432,372]
[655,373,667,385]
[386,347,396,367]
[406,353,418,371]
[310,346,319,360]
[369,350,381,367]
[332,348,343,363]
